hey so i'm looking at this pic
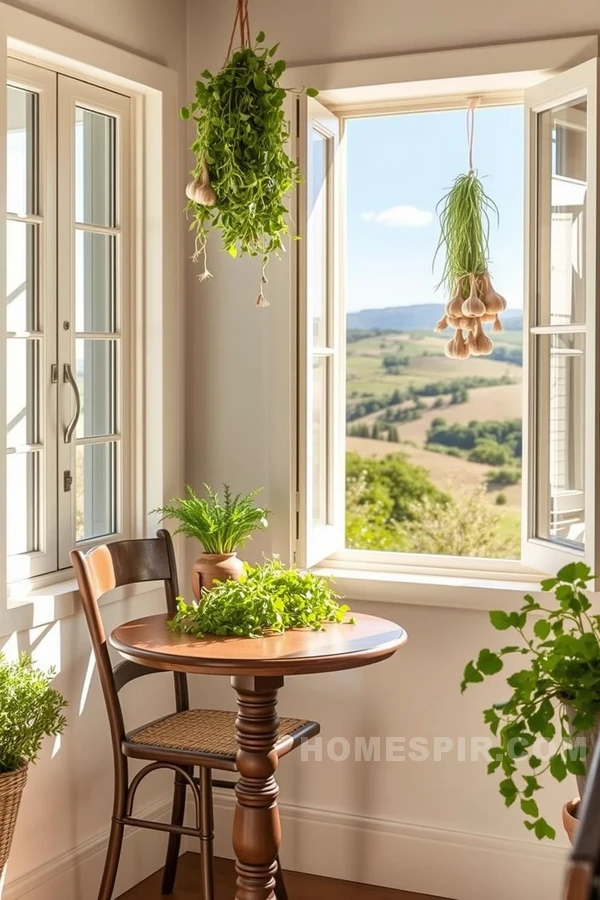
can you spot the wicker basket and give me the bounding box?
[0,762,28,877]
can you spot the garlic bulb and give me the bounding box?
[186,160,217,207]
[481,275,506,314]
[444,330,460,359]
[461,275,486,318]
[469,319,493,356]
[446,279,465,319]
[455,329,470,359]
[434,315,449,333]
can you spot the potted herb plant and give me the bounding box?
[154,484,269,600]
[169,558,353,638]
[462,562,600,843]
[0,654,67,881]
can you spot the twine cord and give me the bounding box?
[226,0,251,61]
[466,96,481,175]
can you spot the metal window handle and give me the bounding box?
[63,363,81,444]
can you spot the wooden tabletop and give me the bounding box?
[110,612,407,677]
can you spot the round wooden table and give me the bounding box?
[110,612,407,900]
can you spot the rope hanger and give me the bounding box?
[466,96,482,175]
[226,0,252,61]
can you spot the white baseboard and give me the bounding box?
[2,788,569,900]
[197,790,568,900]
[2,795,172,900]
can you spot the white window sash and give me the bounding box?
[5,58,57,582]
[296,95,345,568]
[56,76,131,569]
[522,58,600,574]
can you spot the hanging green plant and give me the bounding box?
[433,100,507,358]
[181,0,317,305]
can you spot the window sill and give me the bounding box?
[312,564,545,612]
[2,571,158,636]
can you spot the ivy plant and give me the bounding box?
[462,562,600,840]
[169,558,354,638]
[182,31,317,304]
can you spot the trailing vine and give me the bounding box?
[182,2,317,305]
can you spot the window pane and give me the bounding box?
[7,221,37,333]
[6,451,38,554]
[312,355,329,524]
[535,332,585,548]
[75,339,116,438]
[6,86,36,217]
[75,231,116,332]
[76,442,117,541]
[75,107,115,227]
[537,98,587,326]
[7,338,38,446]
[310,130,328,347]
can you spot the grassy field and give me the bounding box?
[346,327,523,555]
[347,331,523,398]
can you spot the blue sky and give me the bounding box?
[345,105,524,313]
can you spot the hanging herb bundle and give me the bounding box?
[433,101,507,358]
[182,0,317,305]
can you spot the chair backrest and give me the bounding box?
[71,529,189,755]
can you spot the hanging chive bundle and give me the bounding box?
[433,104,508,358]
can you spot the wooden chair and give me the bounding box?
[71,530,320,900]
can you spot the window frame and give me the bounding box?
[0,2,184,634]
[5,58,57,582]
[286,36,600,581]
[56,75,133,569]
[521,58,600,575]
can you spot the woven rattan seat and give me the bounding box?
[126,708,312,762]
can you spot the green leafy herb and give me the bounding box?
[434,172,498,296]
[153,484,269,554]
[182,32,317,302]
[462,562,600,840]
[169,559,354,638]
[0,654,67,773]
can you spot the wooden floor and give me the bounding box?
[118,853,444,900]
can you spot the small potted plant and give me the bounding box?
[462,562,600,843]
[154,484,269,600]
[169,558,354,638]
[0,654,67,881]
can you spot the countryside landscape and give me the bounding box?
[345,303,523,559]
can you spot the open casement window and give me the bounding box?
[4,60,131,584]
[296,96,345,568]
[522,59,600,574]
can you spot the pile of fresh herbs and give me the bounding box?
[169,559,353,638]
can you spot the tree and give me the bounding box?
[403,490,520,558]
[468,440,511,466]
[346,452,448,527]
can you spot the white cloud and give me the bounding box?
[361,205,433,228]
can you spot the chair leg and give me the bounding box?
[199,768,215,900]
[274,855,289,900]
[97,818,125,900]
[161,769,190,894]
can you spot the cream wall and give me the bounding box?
[0,2,188,899]
[183,3,600,899]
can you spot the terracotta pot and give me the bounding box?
[562,797,580,845]
[191,552,244,600]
